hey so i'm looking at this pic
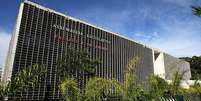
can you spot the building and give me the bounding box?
[153,50,191,80]
[2,1,191,100]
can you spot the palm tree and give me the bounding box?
[147,74,169,100]
[59,78,80,101]
[57,48,100,100]
[192,5,201,17]
[0,64,45,100]
[84,77,122,101]
[121,56,146,101]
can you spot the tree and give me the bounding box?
[192,5,201,17]
[57,48,100,101]
[59,78,80,101]
[180,56,201,79]
[57,48,100,79]
[0,64,45,100]
[147,74,169,100]
[168,71,185,96]
[121,56,146,101]
[84,77,122,101]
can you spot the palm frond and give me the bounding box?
[192,5,201,17]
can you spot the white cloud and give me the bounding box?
[147,17,201,57]
[126,0,201,57]
[70,0,201,57]
[0,29,11,67]
[133,31,160,42]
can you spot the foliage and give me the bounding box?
[146,70,194,100]
[58,50,144,101]
[180,56,201,80]
[0,64,45,99]
[59,77,123,101]
[121,56,146,101]
[168,71,184,96]
[57,49,201,101]
[58,48,101,101]
[147,74,169,100]
[59,78,80,101]
[122,72,145,101]
[192,5,201,17]
[85,77,123,101]
[57,48,100,78]
[183,81,201,94]
[0,83,9,100]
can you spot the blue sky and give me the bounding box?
[0,0,201,65]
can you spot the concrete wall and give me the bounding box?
[2,3,24,83]
[153,50,191,80]
[163,54,191,80]
[153,50,165,79]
